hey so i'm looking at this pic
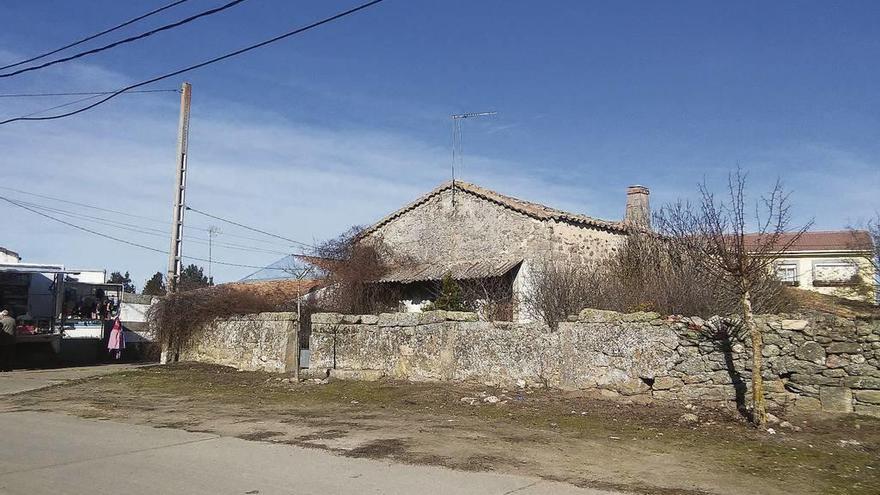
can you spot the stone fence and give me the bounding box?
[180,312,298,373]
[309,310,880,416]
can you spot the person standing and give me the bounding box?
[107,316,125,360]
[0,309,16,372]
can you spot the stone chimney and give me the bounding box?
[625,185,651,230]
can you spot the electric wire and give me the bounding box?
[186,206,316,249]
[0,89,179,98]
[8,198,294,256]
[0,0,386,125]
[0,0,248,78]
[0,195,293,270]
[0,186,300,247]
[0,0,191,71]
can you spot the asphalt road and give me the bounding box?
[0,364,139,396]
[0,411,616,495]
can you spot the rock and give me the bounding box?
[854,404,880,417]
[341,314,362,324]
[766,413,780,424]
[779,420,798,430]
[360,314,379,325]
[825,354,849,368]
[652,376,684,391]
[795,342,826,365]
[311,313,343,324]
[460,397,478,405]
[792,396,822,412]
[483,395,500,404]
[515,379,526,389]
[445,311,478,322]
[781,320,808,331]
[844,376,880,389]
[619,311,661,322]
[679,413,699,424]
[280,378,290,384]
[319,378,330,384]
[350,400,359,404]
[766,428,777,435]
[826,342,863,354]
[819,386,853,413]
[762,344,781,358]
[578,308,621,323]
[854,390,880,405]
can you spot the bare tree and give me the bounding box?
[656,169,811,427]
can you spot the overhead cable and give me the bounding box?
[0,0,386,125]
[0,0,249,78]
[0,0,191,71]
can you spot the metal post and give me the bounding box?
[161,82,192,364]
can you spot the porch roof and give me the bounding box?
[378,258,522,283]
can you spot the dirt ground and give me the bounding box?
[3,363,878,495]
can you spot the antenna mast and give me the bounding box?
[451,111,497,204]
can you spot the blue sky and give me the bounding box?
[1,0,878,286]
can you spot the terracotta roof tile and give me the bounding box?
[743,230,874,252]
[360,181,629,237]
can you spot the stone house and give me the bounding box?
[356,180,649,320]
[753,231,877,303]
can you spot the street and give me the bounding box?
[0,364,139,396]
[0,410,612,495]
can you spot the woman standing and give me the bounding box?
[107,317,125,360]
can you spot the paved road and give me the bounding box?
[0,364,139,396]
[0,411,616,495]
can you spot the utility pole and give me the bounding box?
[166,82,192,294]
[207,225,220,284]
[162,81,192,365]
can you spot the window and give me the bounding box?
[774,261,799,286]
[812,259,860,287]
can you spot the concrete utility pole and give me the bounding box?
[162,82,192,365]
[207,225,220,284]
[166,82,192,294]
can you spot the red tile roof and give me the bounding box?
[743,230,874,253]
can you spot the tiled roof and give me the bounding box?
[743,230,874,253]
[359,181,629,238]
[378,258,522,283]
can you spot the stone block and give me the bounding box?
[577,308,621,323]
[652,376,684,390]
[360,314,379,325]
[341,314,361,324]
[844,376,880,389]
[378,312,419,327]
[819,386,853,413]
[445,311,478,322]
[311,313,343,324]
[854,390,880,405]
[781,319,808,331]
[826,342,863,354]
[416,311,447,325]
[854,404,880,417]
[619,311,661,323]
[795,342,826,365]
[791,396,822,412]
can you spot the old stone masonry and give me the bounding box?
[309,309,880,416]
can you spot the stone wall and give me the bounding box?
[309,310,880,416]
[181,312,298,373]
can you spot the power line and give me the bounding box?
[17,94,104,119]
[186,206,316,249]
[0,0,386,125]
[8,198,294,256]
[0,186,296,247]
[0,0,249,78]
[0,0,191,71]
[0,195,291,271]
[0,89,179,98]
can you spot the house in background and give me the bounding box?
[356,180,648,321]
[754,231,877,303]
[0,247,21,264]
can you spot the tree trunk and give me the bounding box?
[741,288,766,427]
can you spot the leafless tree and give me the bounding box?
[655,169,811,427]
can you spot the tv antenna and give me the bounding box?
[451,111,496,204]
